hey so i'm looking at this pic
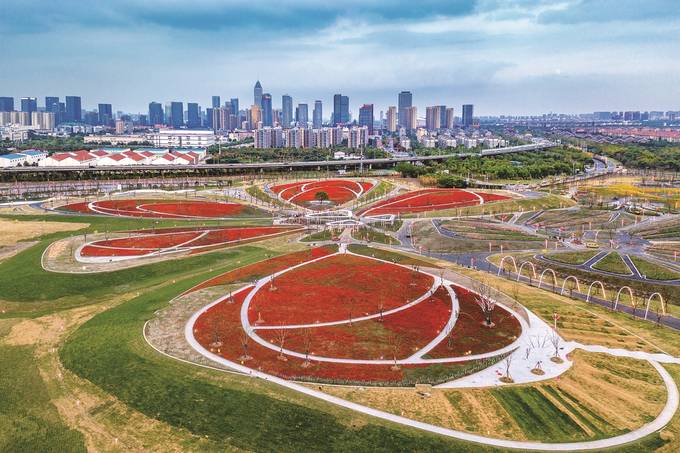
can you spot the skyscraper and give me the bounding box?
[212,96,221,109]
[313,100,323,128]
[358,104,374,134]
[21,97,37,113]
[261,93,273,127]
[254,81,263,108]
[0,97,13,112]
[398,91,412,128]
[230,98,239,119]
[405,106,417,130]
[170,101,184,128]
[65,96,81,122]
[445,108,455,129]
[333,94,349,125]
[386,106,397,132]
[296,103,309,126]
[149,102,163,126]
[439,105,447,129]
[462,104,474,127]
[425,106,442,130]
[282,95,293,128]
[249,104,262,129]
[98,103,113,126]
[187,102,200,128]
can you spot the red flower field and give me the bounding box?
[270,179,373,207]
[78,225,302,260]
[361,188,510,216]
[191,250,522,385]
[247,253,434,325]
[59,199,248,218]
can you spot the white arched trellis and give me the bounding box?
[586,280,607,303]
[497,255,518,276]
[645,292,666,319]
[614,286,635,311]
[538,268,558,290]
[517,261,537,282]
[560,275,581,296]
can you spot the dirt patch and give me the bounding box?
[0,241,37,262]
[0,218,88,246]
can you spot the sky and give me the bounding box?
[1,0,679,117]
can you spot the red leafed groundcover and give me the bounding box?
[270,179,373,206]
[59,199,245,218]
[362,189,510,216]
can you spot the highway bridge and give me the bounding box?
[1,142,555,176]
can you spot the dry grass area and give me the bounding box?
[0,218,89,247]
[320,351,665,442]
[0,204,49,215]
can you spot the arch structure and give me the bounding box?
[645,292,667,319]
[560,275,581,296]
[614,286,635,311]
[497,255,518,276]
[586,281,607,303]
[538,268,558,290]
[517,261,537,282]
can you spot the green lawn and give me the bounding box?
[246,185,286,207]
[351,227,399,245]
[545,250,600,265]
[58,246,494,453]
[347,244,438,267]
[301,229,334,242]
[0,345,86,452]
[592,252,631,275]
[629,256,680,281]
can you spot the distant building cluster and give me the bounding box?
[254,126,368,149]
[36,148,206,167]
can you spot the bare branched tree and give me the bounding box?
[301,328,313,368]
[377,298,385,322]
[446,323,454,350]
[550,332,560,358]
[239,328,252,361]
[473,280,497,327]
[504,355,513,381]
[388,334,403,371]
[275,326,288,361]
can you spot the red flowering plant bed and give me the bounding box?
[186,246,337,294]
[58,198,254,219]
[192,269,506,385]
[256,286,452,360]
[426,285,521,359]
[247,254,434,326]
[78,226,302,260]
[361,189,510,216]
[270,179,373,207]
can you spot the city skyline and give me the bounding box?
[2,1,679,115]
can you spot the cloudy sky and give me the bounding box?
[1,0,679,116]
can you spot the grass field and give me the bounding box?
[629,256,680,281]
[347,244,440,268]
[545,250,600,265]
[592,252,632,275]
[0,218,89,247]
[413,193,573,218]
[301,229,335,242]
[526,208,638,232]
[246,184,286,207]
[351,226,399,245]
[0,345,87,452]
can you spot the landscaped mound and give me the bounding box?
[361,189,510,216]
[77,226,302,262]
[59,199,255,219]
[191,251,522,385]
[270,179,373,208]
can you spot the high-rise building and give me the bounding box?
[261,93,273,127]
[313,100,323,128]
[445,108,455,129]
[425,106,442,130]
[281,95,293,128]
[405,106,417,130]
[438,105,447,129]
[98,103,113,126]
[21,97,38,114]
[170,101,184,128]
[149,102,164,126]
[248,104,262,129]
[254,81,263,108]
[398,91,412,128]
[0,97,13,112]
[349,126,369,149]
[296,103,309,126]
[187,103,200,128]
[386,106,397,132]
[462,104,474,127]
[212,96,221,109]
[230,98,239,121]
[358,104,374,134]
[332,94,349,125]
[65,96,82,122]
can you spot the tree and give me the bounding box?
[301,328,313,368]
[275,326,288,361]
[314,191,329,202]
[388,334,403,371]
[473,280,496,327]
[239,328,252,361]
